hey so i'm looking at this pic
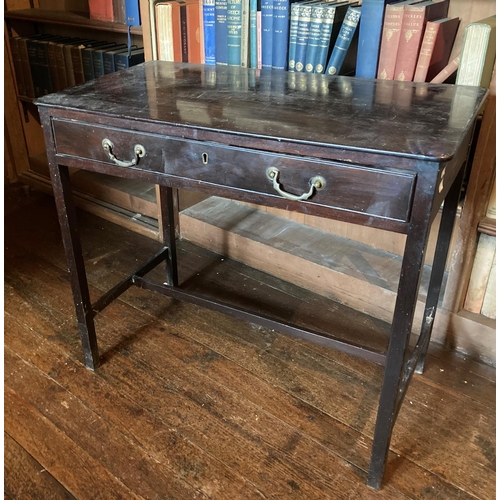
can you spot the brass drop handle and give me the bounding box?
[266,167,326,202]
[102,139,145,167]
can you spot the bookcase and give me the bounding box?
[4,0,159,239]
[4,0,496,363]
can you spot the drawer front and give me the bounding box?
[53,119,415,222]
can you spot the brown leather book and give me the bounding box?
[413,17,459,82]
[170,1,184,62]
[186,0,202,63]
[377,0,418,80]
[393,0,450,82]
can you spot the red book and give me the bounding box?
[377,0,418,80]
[429,55,459,83]
[413,17,459,82]
[393,0,450,82]
[89,0,114,22]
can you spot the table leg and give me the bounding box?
[158,186,179,287]
[415,165,465,374]
[49,164,100,370]
[367,176,435,489]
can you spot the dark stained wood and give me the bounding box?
[5,9,142,35]
[53,118,416,224]
[36,62,486,162]
[4,189,496,499]
[4,433,77,500]
[33,63,488,489]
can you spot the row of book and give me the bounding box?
[152,0,496,86]
[9,35,145,99]
[88,0,141,25]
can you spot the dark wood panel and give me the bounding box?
[53,119,416,223]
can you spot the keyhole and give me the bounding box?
[202,152,209,165]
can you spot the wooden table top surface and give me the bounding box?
[36,61,488,162]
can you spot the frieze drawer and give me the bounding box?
[53,119,416,222]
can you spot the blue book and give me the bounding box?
[104,47,130,74]
[115,48,145,71]
[261,0,273,69]
[93,44,127,77]
[271,0,290,70]
[287,2,301,71]
[326,6,361,75]
[294,3,312,73]
[304,4,323,73]
[125,0,141,25]
[82,42,112,81]
[227,0,242,66]
[249,0,258,68]
[204,0,216,65]
[215,0,228,64]
[315,2,349,74]
[356,0,398,79]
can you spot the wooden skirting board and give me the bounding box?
[180,196,495,365]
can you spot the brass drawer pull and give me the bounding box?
[266,167,326,202]
[102,138,145,167]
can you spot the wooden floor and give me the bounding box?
[4,185,496,499]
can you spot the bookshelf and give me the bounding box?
[4,0,154,238]
[5,0,496,363]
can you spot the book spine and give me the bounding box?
[287,2,300,71]
[180,4,189,63]
[429,55,459,83]
[356,0,387,79]
[46,42,60,92]
[271,0,289,70]
[112,0,126,23]
[227,0,242,66]
[63,44,76,86]
[38,41,53,95]
[377,3,405,79]
[54,44,68,91]
[170,4,183,62]
[82,48,95,82]
[393,6,427,81]
[413,21,439,82]
[249,0,257,68]
[93,52,106,78]
[215,0,228,65]
[261,0,273,69]
[204,0,217,65]
[18,38,35,99]
[315,6,335,74]
[257,3,262,69]
[241,0,250,67]
[199,0,205,63]
[71,46,86,85]
[295,5,312,73]
[89,0,114,21]
[326,7,360,76]
[304,5,324,74]
[103,52,116,74]
[187,2,202,63]
[10,38,26,97]
[125,0,141,25]
[115,53,130,71]
[27,40,41,97]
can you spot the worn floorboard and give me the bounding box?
[4,185,496,499]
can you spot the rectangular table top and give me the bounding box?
[36,62,487,162]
